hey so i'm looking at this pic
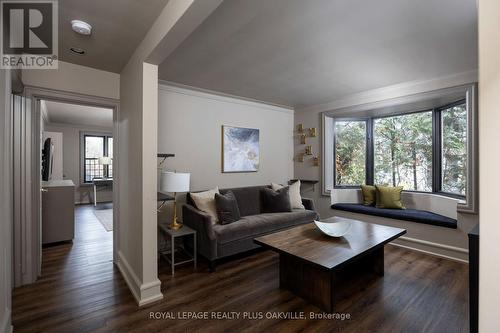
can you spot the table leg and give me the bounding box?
[94,184,97,207]
[278,247,386,312]
[171,234,175,276]
[279,253,332,312]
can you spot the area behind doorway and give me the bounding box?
[40,99,115,247]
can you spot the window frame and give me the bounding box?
[435,99,468,198]
[80,131,113,185]
[371,108,436,195]
[332,118,371,189]
[331,101,467,199]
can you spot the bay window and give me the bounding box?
[331,100,467,198]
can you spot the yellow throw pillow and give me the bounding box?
[375,185,405,209]
[361,185,376,206]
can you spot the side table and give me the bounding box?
[158,223,197,276]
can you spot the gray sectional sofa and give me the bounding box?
[183,185,318,271]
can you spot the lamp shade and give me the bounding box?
[99,156,112,165]
[161,172,190,193]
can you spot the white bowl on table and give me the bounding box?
[314,218,352,237]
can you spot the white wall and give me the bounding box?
[294,72,479,260]
[44,123,113,204]
[22,61,120,99]
[158,84,294,191]
[0,69,13,333]
[116,0,222,306]
[479,0,500,330]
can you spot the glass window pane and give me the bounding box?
[441,103,467,196]
[334,120,366,186]
[85,136,104,158]
[108,137,113,158]
[374,112,433,191]
[85,136,104,181]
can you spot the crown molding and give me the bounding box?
[297,70,478,114]
[158,80,294,114]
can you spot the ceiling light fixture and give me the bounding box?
[71,20,92,35]
[70,47,85,55]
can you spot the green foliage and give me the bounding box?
[333,104,467,196]
[335,121,366,186]
[374,112,433,191]
[442,105,467,195]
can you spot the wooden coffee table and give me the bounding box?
[254,217,406,312]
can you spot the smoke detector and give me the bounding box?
[71,20,92,35]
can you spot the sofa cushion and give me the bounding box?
[215,191,241,225]
[375,185,405,209]
[220,186,267,216]
[272,181,305,210]
[331,203,457,229]
[190,187,220,223]
[213,210,318,244]
[261,187,292,213]
[361,185,376,206]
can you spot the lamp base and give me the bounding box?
[168,218,183,230]
[168,196,183,230]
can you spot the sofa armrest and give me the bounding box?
[182,204,217,260]
[302,197,316,211]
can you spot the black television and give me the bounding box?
[41,138,54,181]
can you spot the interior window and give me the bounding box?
[83,134,112,182]
[373,112,433,191]
[334,120,367,186]
[107,137,114,178]
[441,103,467,196]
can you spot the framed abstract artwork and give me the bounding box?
[222,125,260,173]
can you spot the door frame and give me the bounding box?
[19,86,120,283]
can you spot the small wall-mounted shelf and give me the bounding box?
[289,179,319,192]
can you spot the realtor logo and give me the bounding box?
[1,0,58,69]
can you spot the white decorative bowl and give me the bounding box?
[314,219,352,237]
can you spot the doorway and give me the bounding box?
[12,87,119,286]
[41,99,114,244]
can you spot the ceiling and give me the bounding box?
[43,101,113,128]
[59,0,170,73]
[159,0,478,108]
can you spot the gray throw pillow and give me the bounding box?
[215,191,241,225]
[261,187,292,213]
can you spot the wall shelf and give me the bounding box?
[289,179,319,192]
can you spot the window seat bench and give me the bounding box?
[331,203,457,229]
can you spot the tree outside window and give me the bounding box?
[374,112,433,192]
[331,101,467,197]
[334,120,366,186]
[441,103,467,196]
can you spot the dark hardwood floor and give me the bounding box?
[12,205,469,333]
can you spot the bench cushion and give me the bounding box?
[331,203,457,229]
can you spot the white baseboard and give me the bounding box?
[391,236,469,263]
[1,308,12,333]
[115,251,163,307]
